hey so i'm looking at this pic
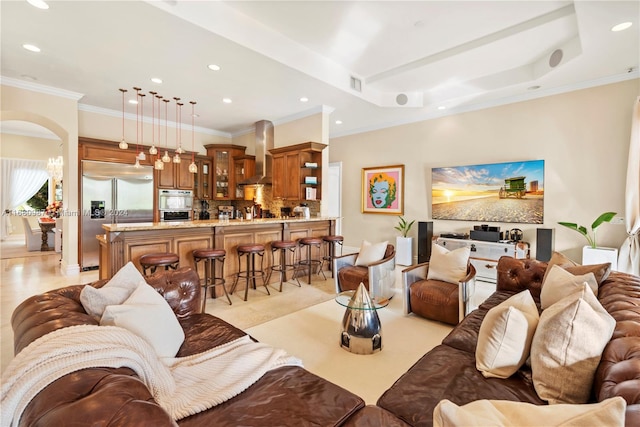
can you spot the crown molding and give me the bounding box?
[0,76,85,101]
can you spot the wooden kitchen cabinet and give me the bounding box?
[194,157,212,199]
[205,144,248,200]
[270,142,326,200]
[233,154,255,199]
[156,155,194,190]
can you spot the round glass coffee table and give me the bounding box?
[335,285,389,355]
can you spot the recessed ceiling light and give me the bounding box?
[22,44,41,53]
[299,97,309,102]
[222,98,232,104]
[192,113,200,118]
[527,85,541,90]
[611,22,632,32]
[335,120,342,125]
[437,106,446,110]
[208,64,221,71]
[151,77,163,84]
[128,99,138,105]
[20,74,37,81]
[27,0,49,9]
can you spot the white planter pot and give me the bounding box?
[396,236,413,266]
[582,246,618,270]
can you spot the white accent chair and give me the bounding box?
[54,218,63,253]
[22,217,54,251]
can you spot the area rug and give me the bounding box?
[245,289,454,405]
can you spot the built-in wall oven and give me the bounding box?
[158,189,193,221]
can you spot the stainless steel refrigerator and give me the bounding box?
[81,160,154,270]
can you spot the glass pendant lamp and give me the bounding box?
[118,89,128,149]
[162,98,171,162]
[148,91,158,156]
[188,101,198,173]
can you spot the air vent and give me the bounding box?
[350,76,362,92]
[549,49,563,68]
[396,93,408,106]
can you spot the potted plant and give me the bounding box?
[394,216,415,266]
[558,211,618,268]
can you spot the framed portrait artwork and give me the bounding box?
[362,165,404,215]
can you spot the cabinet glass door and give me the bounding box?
[215,151,230,199]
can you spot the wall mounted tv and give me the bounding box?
[431,160,544,224]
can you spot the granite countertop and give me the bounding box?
[102,217,336,232]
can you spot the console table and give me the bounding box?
[436,237,530,283]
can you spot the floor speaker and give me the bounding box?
[418,221,433,263]
[536,228,555,262]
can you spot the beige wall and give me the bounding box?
[2,83,80,274]
[275,114,323,148]
[330,79,640,262]
[79,110,231,154]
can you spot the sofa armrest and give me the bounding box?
[496,256,546,301]
[458,264,477,321]
[334,253,358,293]
[402,262,429,314]
[368,253,396,301]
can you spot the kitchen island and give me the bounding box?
[98,218,336,294]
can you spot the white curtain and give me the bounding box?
[1,158,48,240]
[618,96,640,275]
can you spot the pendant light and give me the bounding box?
[137,91,146,161]
[133,87,142,168]
[118,89,128,149]
[162,98,171,162]
[173,98,182,163]
[153,93,164,170]
[148,91,158,156]
[188,101,198,174]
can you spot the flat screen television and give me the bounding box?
[431,159,544,224]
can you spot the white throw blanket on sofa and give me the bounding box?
[1,325,302,427]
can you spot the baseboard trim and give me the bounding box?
[60,261,80,276]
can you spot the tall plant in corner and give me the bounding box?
[394,216,415,266]
[558,211,617,248]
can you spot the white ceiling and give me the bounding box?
[1,1,638,139]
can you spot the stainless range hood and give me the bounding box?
[240,120,273,185]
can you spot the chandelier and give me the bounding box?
[47,156,63,181]
[118,88,198,172]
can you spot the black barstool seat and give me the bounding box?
[139,252,179,276]
[193,248,230,312]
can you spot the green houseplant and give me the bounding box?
[558,211,617,248]
[394,216,416,238]
[394,216,415,266]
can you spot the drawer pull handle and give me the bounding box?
[485,264,495,269]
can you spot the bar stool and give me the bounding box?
[231,243,270,301]
[139,252,179,277]
[269,240,302,292]
[321,235,344,278]
[295,237,326,285]
[192,248,230,312]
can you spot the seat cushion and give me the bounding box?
[410,279,459,325]
[338,266,369,291]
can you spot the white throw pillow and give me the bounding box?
[100,282,185,358]
[531,283,615,404]
[355,240,388,266]
[540,264,599,309]
[476,290,539,379]
[80,261,146,319]
[433,397,626,427]
[426,243,470,284]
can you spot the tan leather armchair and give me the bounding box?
[402,262,476,325]
[334,244,396,302]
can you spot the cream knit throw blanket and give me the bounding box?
[1,325,302,426]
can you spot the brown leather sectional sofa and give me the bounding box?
[377,256,640,426]
[9,257,640,426]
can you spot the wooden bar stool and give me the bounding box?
[139,252,179,277]
[295,237,326,285]
[231,243,270,301]
[269,240,302,292]
[321,235,344,278]
[193,248,230,312]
